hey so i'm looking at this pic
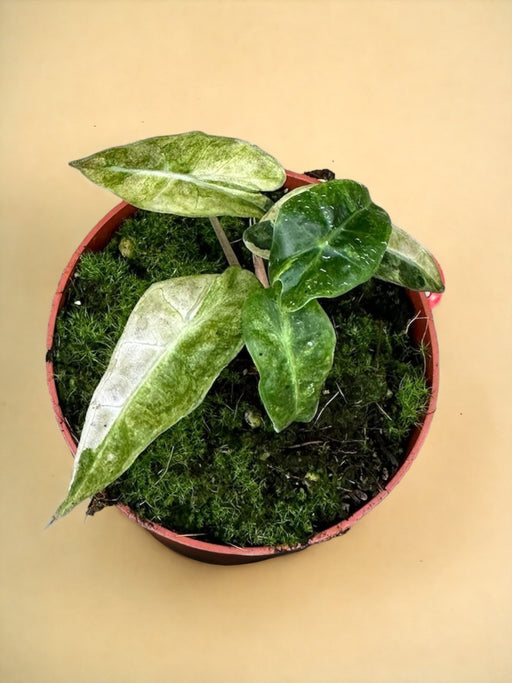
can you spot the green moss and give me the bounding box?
[52,209,430,548]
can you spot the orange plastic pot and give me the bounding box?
[47,171,442,564]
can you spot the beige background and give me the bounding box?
[1,1,511,681]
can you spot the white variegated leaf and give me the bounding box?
[53,266,259,520]
[70,132,286,218]
[375,224,445,292]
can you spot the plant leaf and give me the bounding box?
[242,285,336,432]
[70,132,286,218]
[53,267,259,520]
[242,185,310,259]
[244,216,444,295]
[375,224,445,292]
[244,184,332,261]
[243,220,273,259]
[242,186,313,259]
[268,180,392,311]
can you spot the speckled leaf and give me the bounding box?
[243,185,319,259]
[376,224,445,292]
[242,286,336,432]
[70,132,285,218]
[268,180,392,311]
[53,267,259,520]
[253,218,444,294]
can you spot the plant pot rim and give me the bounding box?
[47,170,441,564]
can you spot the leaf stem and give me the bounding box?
[252,254,270,288]
[209,217,240,267]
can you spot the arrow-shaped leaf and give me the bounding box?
[268,180,392,311]
[242,285,336,432]
[245,216,444,295]
[53,266,259,520]
[375,224,445,292]
[70,132,286,218]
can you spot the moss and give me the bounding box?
[52,209,430,548]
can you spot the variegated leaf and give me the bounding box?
[243,185,317,259]
[243,220,273,259]
[247,217,444,295]
[243,285,336,432]
[376,224,445,292]
[53,267,259,520]
[70,132,285,218]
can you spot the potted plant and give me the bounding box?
[47,132,444,563]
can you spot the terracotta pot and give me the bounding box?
[47,171,442,564]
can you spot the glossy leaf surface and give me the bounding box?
[376,224,445,292]
[53,267,259,520]
[70,132,285,218]
[243,286,336,432]
[243,184,316,259]
[247,217,444,294]
[243,220,273,259]
[268,180,392,310]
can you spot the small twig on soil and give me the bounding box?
[315,390,340,423]
[335,382,346,402]
[252,253,270,287]
[405,310,423,335]
[151,446,175,487]
[209,216,240,267]
[287,440,324,450]
[375,402,392,421]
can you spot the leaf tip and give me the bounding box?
[45,515,57,529]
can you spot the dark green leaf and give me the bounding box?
[242,286,336,432]
[244,209,443,295]
[268,180,392,310]
[242,186,313,259]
